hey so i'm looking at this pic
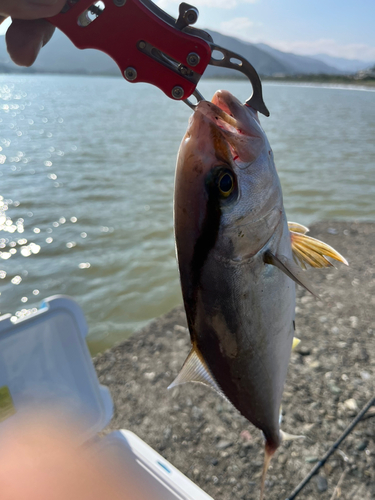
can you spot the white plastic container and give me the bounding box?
[0,295,213,500]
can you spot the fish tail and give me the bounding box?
[259,428,304,499]
[259,441,277,500]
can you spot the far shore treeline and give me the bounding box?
[0,63,374,87]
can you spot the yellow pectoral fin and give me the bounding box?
[290,231,349,269]
[288,221,309,234]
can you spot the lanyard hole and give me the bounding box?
[77,1,105,27]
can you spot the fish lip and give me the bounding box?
[195,100,239,132]
[195,95,262,136]
[193,98,265,168]
[190,104,232,161]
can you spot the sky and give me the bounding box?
[155,0,375,61]
[1,0,374,61]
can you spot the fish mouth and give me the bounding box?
[195,100,240,137]
[194,91,265,166]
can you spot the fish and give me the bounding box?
[171,90,348,498]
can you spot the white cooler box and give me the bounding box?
[0,295,213,500]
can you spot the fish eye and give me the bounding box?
[218,172,234,197]
[206,166,237,202]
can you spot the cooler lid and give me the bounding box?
[0,295,113,441]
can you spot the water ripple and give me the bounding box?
[0,75,374,354]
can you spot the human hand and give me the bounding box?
[0,414,135,500]
[0,0,66,66]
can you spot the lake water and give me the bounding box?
[0,75,374,354]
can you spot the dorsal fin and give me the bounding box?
[290,231,349,269]
[264,250,318,297]
[168,347,228,401]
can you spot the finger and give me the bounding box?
[0,0,66,20]
[6,18,55,66]
[0,416,130,500]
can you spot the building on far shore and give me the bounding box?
[355,65,375,80]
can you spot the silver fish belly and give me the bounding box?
[191,213,295,451]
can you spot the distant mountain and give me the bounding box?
[307,53,374,73]
[204,30,288,77]
[255,42,343,75]
[0,28,356,78]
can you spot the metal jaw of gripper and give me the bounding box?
[183,42,270,117]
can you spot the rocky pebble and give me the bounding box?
[94,221,375,500]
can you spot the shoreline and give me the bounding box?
[2,71,374,89]
[94,221,375,500]
[262,81,375,92]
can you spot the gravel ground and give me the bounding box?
[94,221,375,500]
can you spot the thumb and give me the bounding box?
[6,18,56,66]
